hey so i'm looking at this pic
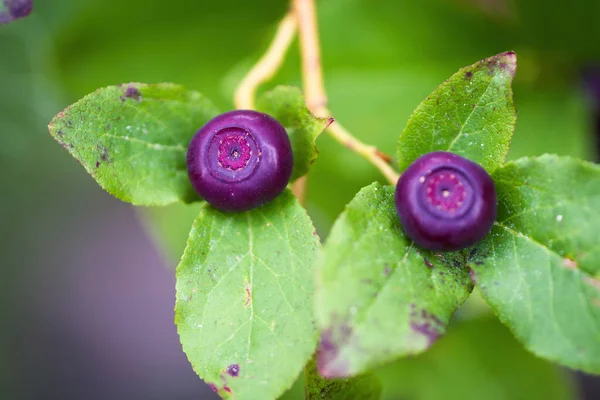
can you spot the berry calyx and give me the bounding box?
[186,110,293,212]
[395,151,496,251]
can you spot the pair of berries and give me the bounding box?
[187,110,496,252]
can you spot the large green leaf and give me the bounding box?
[256,86,332,182]
[175,190,319,400]
[48,83,219,206]
[376,316,577,400]
[471,155,600,374]
[397,52,516,173]
[304,357,382,400]
[314,182,473,378]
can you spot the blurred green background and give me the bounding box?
[1,0,599,398]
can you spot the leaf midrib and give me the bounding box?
[446,75,497,152]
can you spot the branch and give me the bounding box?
[293,0,399,185]
[293,0,327,117]
[234,13,297,110]
[326,119,400,184]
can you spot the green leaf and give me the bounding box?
[376,316,577,400]
[314,182,473,378]
[256,86,332,182]
[471,155,600,374]
[397,52,517,173]
[304,356,382,400]
[175,190,320,399]
[0,0,32,24]
[48,83,219,206]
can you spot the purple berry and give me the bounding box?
[395,151,496,251]
[186,110,293,212]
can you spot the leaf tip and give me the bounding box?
[486,51,517,79]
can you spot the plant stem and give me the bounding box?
[234,1,401,195]
[293,0,399,185]
[234,13,297,110]
[293,0,327,117]
[324,117,400,184]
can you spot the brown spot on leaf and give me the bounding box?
[226,364,240,377]
[207,383,218,392]
[465,71,473,80]
[120,85,142,102]
[484,51,517,78]
[317,323,352,378]
[411,322,439,347]
[469,268,477,284]
[384,264,391,276]
[244,282,252,307]
[96,146,110,167]
[423,258,433,269]
[410,308,444,348]
[563,258,577,269]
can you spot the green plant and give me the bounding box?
[45,1,600,399]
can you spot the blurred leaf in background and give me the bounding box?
[376,316,578,400]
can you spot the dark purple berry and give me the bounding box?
[186,110,293,212]
[395,151,496,251]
